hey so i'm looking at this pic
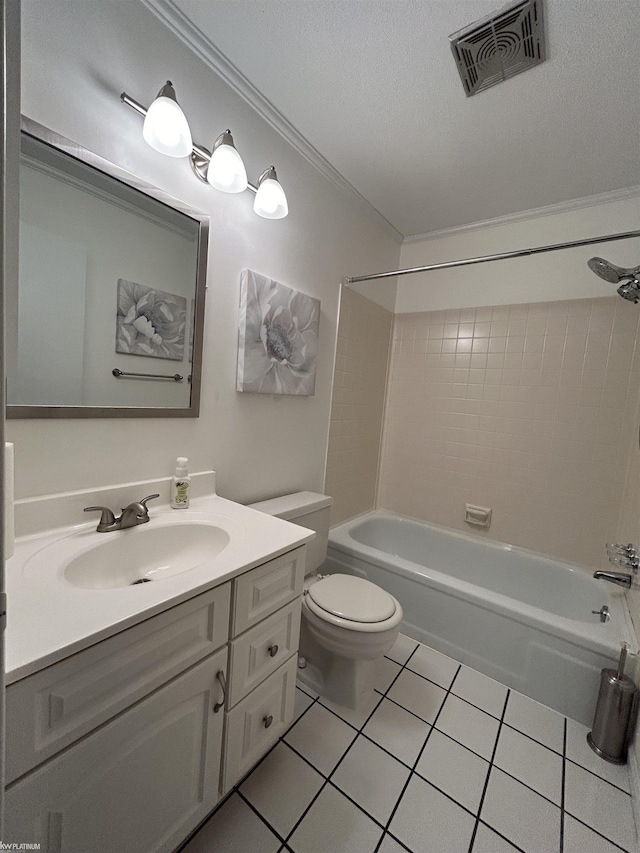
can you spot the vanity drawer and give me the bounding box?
[6,582,231,783]
[222,653,297,793]
[228,598,301,707]
[232,546,305,636]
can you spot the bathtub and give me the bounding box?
[325,511,635,725]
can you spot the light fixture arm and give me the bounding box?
[120,91,258,193]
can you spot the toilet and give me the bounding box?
[249,492,403,709]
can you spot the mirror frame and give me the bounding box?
[8,116,209,419]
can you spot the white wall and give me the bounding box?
[396,194,640,313]
[11,0,400,501]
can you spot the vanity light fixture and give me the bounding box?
[253,167,289,220]
[204,130,248,193]
[121,83,288,218]
[141,81,193,158]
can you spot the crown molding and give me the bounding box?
[404,185,640,245]
[141,0,404,245]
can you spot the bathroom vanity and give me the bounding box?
[3,476,312,853]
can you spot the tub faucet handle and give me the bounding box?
[606,543,639,573]
[607,542,637,558]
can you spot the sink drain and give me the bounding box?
[131,578,152,585]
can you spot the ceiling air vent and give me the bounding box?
[449,0,545,97]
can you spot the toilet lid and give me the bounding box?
[307,574,396,623]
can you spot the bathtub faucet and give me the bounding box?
[593,570,632,589]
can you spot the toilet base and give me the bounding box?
[298,617,377,710]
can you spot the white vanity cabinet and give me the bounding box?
[4,545,306,853]
[5,650,228,853]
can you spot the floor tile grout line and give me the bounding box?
[475,818,527,853]
[564,755,632,795]
[281,778,330,845]
[318,690,385,733]
[376,690,446,727]
[380,654,511,727]
[372,663,463,853]
[560,717,567,853]
[279,638,429,849]
[326,778,390,832]
[467,688,510,853]
[478,763,563,810]
[359,730,420,772]
[500,719,564,757]
[282,640,428,853]
[564,811,633,853]
[291,677,630,852]
[397,656,502,712]
[383,829,414,853]
[280,738,331,780]
[282,642,440,851]
[428,724,492,764]
[500,716,631,797]
[322,637,425,785]
[236,789,289,847]
[500,714,633,794]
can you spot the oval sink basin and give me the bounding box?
[64,522,230,589]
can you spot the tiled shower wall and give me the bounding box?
[325,288,393,525]
[377,296,640,568]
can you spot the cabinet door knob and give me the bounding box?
[263,714,273,729]
[268,644,279,657]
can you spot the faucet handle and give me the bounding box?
[83,505,117,531]
[610,554,640,573]
[139,494,160,511]
[607,542,637,558]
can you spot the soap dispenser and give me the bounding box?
[170,457,191,509]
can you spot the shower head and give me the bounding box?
[588,257,640,284]
[617,281,640,304]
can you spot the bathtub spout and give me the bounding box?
[593,570,632,589]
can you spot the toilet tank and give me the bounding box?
[248,492,333,576]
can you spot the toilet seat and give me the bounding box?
[305,574,398,629]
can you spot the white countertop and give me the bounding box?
[5,493,314,684]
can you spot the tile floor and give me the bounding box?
[181,634,638,853]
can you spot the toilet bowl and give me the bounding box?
[300,573,403,708]
[248,493,403,710]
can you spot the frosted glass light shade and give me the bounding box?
[253,167,288,219]
[207,131,248,193]
[142,82,192,158]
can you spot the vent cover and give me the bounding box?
[449,0,545,96]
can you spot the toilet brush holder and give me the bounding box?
[587,642,638,764]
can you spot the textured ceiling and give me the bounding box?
[167,0,639,238]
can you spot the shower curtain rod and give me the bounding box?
[345,229,640,284]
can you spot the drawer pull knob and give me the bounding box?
[263,714,274,729]
[213,670,226,713]
[268,644,279,657]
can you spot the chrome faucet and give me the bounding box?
[84,494,160,532]
[593,570,633,589]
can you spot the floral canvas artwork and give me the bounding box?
[237,270,320,395]
[116,279,186,361]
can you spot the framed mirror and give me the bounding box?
[7,117,209,418]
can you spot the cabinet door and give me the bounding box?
[5,649,227,853]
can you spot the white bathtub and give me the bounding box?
[325,511,635,725]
